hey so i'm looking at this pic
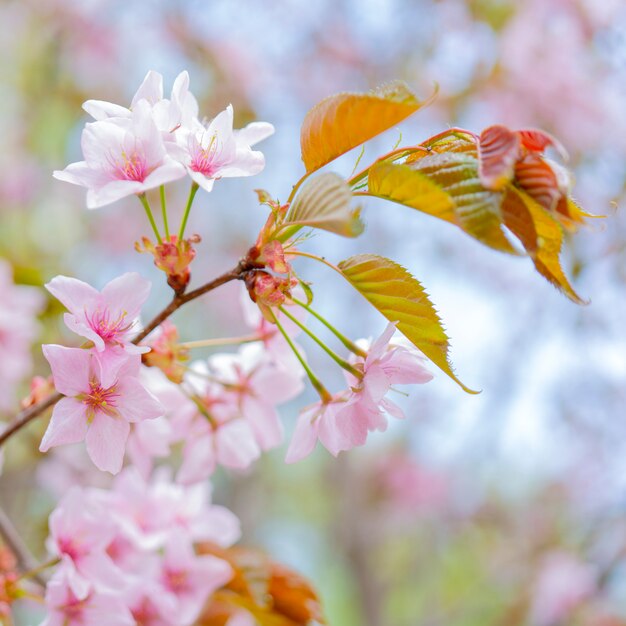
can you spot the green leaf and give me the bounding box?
[300,81,427,173]
[337,254,477,393]
[286,173,364,237]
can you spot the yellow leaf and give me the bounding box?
[338,254,477,394]
[286,172,364,237]
[501,187,587,304]
[300,81,426,173]
[368,156,519,254]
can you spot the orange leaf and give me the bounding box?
[300,81,426,173]
[501,187,587,304]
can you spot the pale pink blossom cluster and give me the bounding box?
[41,273,163,473]
[0,260,44,411]
[41,468,237,626]
[287,323,433,463]
[53,71,274,208]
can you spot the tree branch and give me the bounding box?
[0,258,254,448]
[0,507,45,587]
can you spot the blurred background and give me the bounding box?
[1,0,626,624]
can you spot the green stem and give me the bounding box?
[278,306,363,380]
[180,333,265,349]
[17,557,60,583]
[160,185,170,239]
[292,298,367,358]
[179,182,199,241]
[269,309,332,403]
[139,194,162,243]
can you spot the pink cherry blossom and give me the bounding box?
[41,566,134,626]
[336,323,433,447]
[208,343,304,451]
[171,373,261,483]
[157,531,232,625]
[0,260,44,410]
[178,104,274,192]
[40,346,163,473]
[53,100,186,209]
[106,467,240,550]
[83,70,199,137]
[46,488,125,599]
[45,272,150,355]
[285,398,349,463]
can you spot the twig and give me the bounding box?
[0,507,45,587]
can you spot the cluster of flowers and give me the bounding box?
[53,71,274,208]
[0,261,43,412]
[40,270,434,479]
[41,468,238,626]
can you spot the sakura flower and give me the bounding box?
[285,399,349,463]
[208,343,304,451]
[157,532,232,626]
[83,70,199,137]
[178,104,274,193]
[0,260,44,410]
[40,346,163,473]
[106,467,240,550]
[46,488,124,599]
[46,272,150,356]
[171,373,261,483]
[53,100,186,208]
[335,323,433,447]
[41,566,135,626]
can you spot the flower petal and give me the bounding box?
[85,414,130,474]
[39,398,88,452]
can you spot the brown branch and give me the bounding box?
[0,258,255,448]
[0,507,45,587]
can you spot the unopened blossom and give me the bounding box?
[41,566,134,626]
[157,532,232,626]
[41,346,163,473]
[177,104,274,193]
[46,272,150,356]
[46,488,124,599]
[53,100,186,208]
[335,323,433,447]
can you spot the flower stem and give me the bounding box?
[292,298,367,358]
[179,181,199,241]
[17,557,60,583]
[269,309,332,403]
[139,194,162,244]
[159,185,170,239]
[180,333,266,349]
[278,306,363,380]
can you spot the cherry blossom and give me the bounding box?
[0,260,44,410]
[41,567,134,626]
[336,323,433,447]
[40,346,163,473]
[177,104,274,192]
[208,343,304,450]
[46,488,124,599]
[53,100,186,208]
[45,272,150,356]
[156,531,232,625]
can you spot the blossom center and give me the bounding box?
[164,568,190,593]
[190,133,220,176]
[112,150,148,182]
[81,381,120,420]
[86,307,133,342]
